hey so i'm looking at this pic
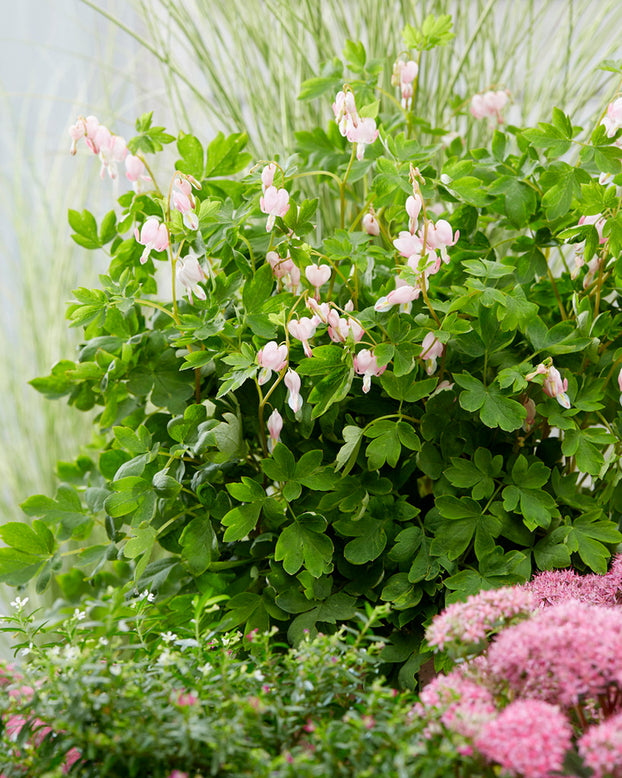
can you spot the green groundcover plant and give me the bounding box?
[1,564,622,776]
[2,16,622,687]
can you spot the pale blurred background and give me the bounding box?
[1,1,621,636]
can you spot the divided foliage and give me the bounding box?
[4,27,622,685]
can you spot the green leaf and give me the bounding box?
[123,525,157,559]
[0,523,50,556]
[335,425,364,474]
[561,428,606,476]
[204,132,251,177]
[274,512,333,577]
[343,39,366,70]
[380,573,422,610]
[243,262,273,313]
[221,503,262,542]
[454,374,526,431]
[176,133,204,178]
[180,516,217,575]
[364,420,401,470]
[0,548,43,585]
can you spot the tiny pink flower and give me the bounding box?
[260,186,290,231]
[284,368,303,412]
[174,689,198,707]
[353,349,387,393]
[305,263,332,297]
[257,341,288,385]
[362,211,380,236]
[94,126,127,180]
[267,408,283,451]
[135,218,170,264]
[176,256,207,302]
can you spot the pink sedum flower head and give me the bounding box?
[346,116,379,160]
[486,601,622,709]
[257,341,288,385]
[526,361,570,409]
[284,368,303,413]
[267,408,283,452]
[362,211,380,236]
[420,332,444,375]
[176,256,206,303]
[474,700,573,778]
[415,670,497,741]
[63,747,82,774]
[135,218,169,264]
[353,349,387,393]
[578,711,622,778]
[426,585,534,653]
[288,316,317,358]
[260,185,290,231]
[305,263,332,297]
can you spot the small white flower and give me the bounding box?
[253,670,265,682]
[162,631,177,643]
[98,637,109,647]
[199,662,213,675]
[63,646,80,662]
[73,609,86,621]
[10,596,29,610]
[118,620,129,632]
[157,649,174,666]
[109,663,122,676]
[20,643,33,657]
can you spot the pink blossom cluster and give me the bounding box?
[526,558,622,607]
[332,89,379,160]
[578,711,622,778]
[414,670,497,741]
[69,114,148,186]
[470,90,510,123]
[474,700,573,778]
[260,163,290,231]
[487,601,622,708]
[426,586,534,652]
[391,58,419,109]
[526,359,571,409]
